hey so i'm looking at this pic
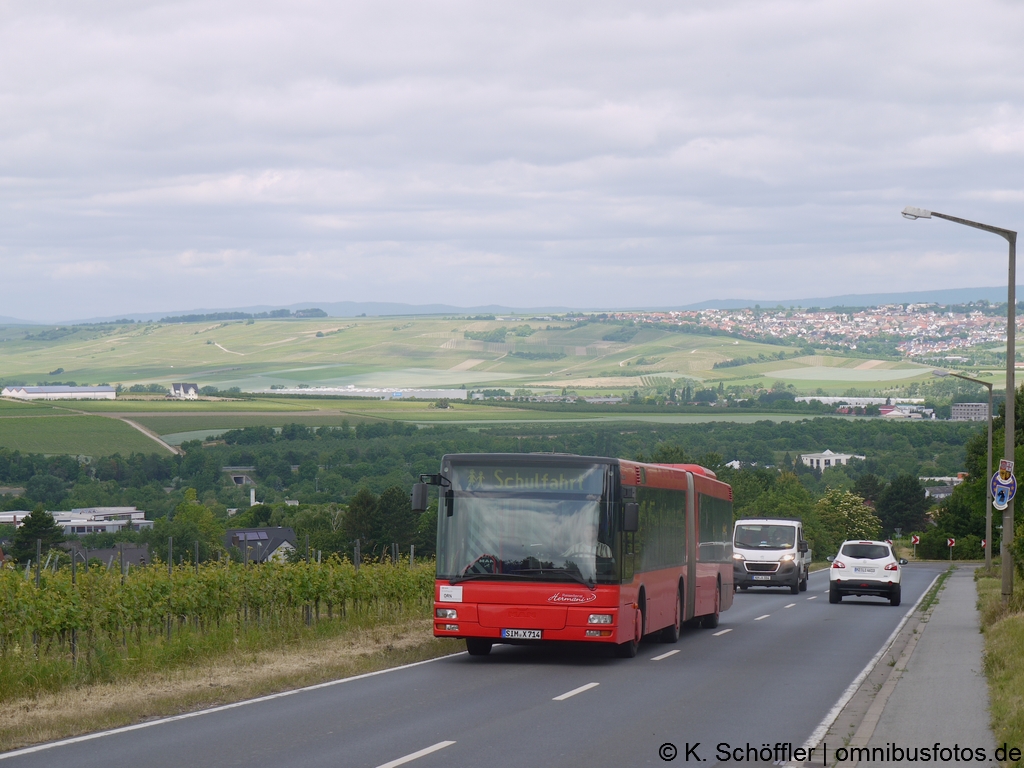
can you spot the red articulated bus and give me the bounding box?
[411,453,734,657]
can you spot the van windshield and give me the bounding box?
[734,524,796,550]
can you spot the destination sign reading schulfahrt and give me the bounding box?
[452,465,605,495]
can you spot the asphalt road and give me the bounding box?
[1,564,947,768]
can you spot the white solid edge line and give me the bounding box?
[375,740,456,768]
[553,682,600,701]
[0,652,468,760]
[754,614,770,621]
[798,571,943,754]
[712,629,732,636]
[651,649,681,661]
[784,603,796,608]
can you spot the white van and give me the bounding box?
[732,517,811,594]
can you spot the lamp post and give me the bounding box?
[932,369,994,568]
[905,206,1016,601]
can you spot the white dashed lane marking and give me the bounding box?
[754,614,770,621]
[376,741,456,768]
[553,682,600,701]
[713,629,732,636]
[784,603,796,608]
[651,650,680,661]
[807,596,818,600]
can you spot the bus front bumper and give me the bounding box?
[433,604,624,643]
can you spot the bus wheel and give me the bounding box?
[700,582,721,629]
[616,603,643,657]
[466,638,492,656]
[661,587,682,643]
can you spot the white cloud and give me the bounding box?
[1,0,1024,321]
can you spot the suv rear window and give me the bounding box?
[841,543,890,560]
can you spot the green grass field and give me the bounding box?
[50,397,320,413]
[0,415,169,456]
[0,316,939,458]
[0,315,956,458]
[0,317,936,395]
[0,400,63,415]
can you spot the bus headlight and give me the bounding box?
[588,614,613,624]
[436,608,458,619]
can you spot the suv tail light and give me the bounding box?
[831,560,845,569]
[884,562,899,571]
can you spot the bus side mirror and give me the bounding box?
[411,483,430,512]
[798,541,808,553]
[623,502,639,533]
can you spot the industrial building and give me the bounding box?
[1,385,116,401]
[951,402,989,422]
[0,507,152,535]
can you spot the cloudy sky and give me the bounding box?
[3,0,1024,322]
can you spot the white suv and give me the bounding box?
[828,540,907,606]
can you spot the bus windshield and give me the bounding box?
[437,462,616,585]
[734,524,796,550]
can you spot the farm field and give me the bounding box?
[153,409,845,445]
[0,414,167,456]
[62,398,320,413]
[0,317,940,395]
[0,392,867,454]
[0,400,66,416]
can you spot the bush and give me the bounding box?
[916,528,983,560]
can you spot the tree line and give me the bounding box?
[2,414,1013,571]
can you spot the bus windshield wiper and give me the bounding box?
[449,572,531,585]
[516,568,596,590]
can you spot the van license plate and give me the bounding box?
[753,575,771,581]
[502,629,542,639]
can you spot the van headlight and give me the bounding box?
[779,554,794,562]
[732,553,745,561]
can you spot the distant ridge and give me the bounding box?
[39,285,1024,325]
[62,302,575,324]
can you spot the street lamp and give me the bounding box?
[905,206,1016,601]
[932,369,994,569]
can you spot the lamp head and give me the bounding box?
[902,206,932,220]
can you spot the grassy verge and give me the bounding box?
[916,565,953,614]
[975,569,1024,753]
[0,613,462,753]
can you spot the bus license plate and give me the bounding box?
[752,575,771,581]
[502,629,542,640]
